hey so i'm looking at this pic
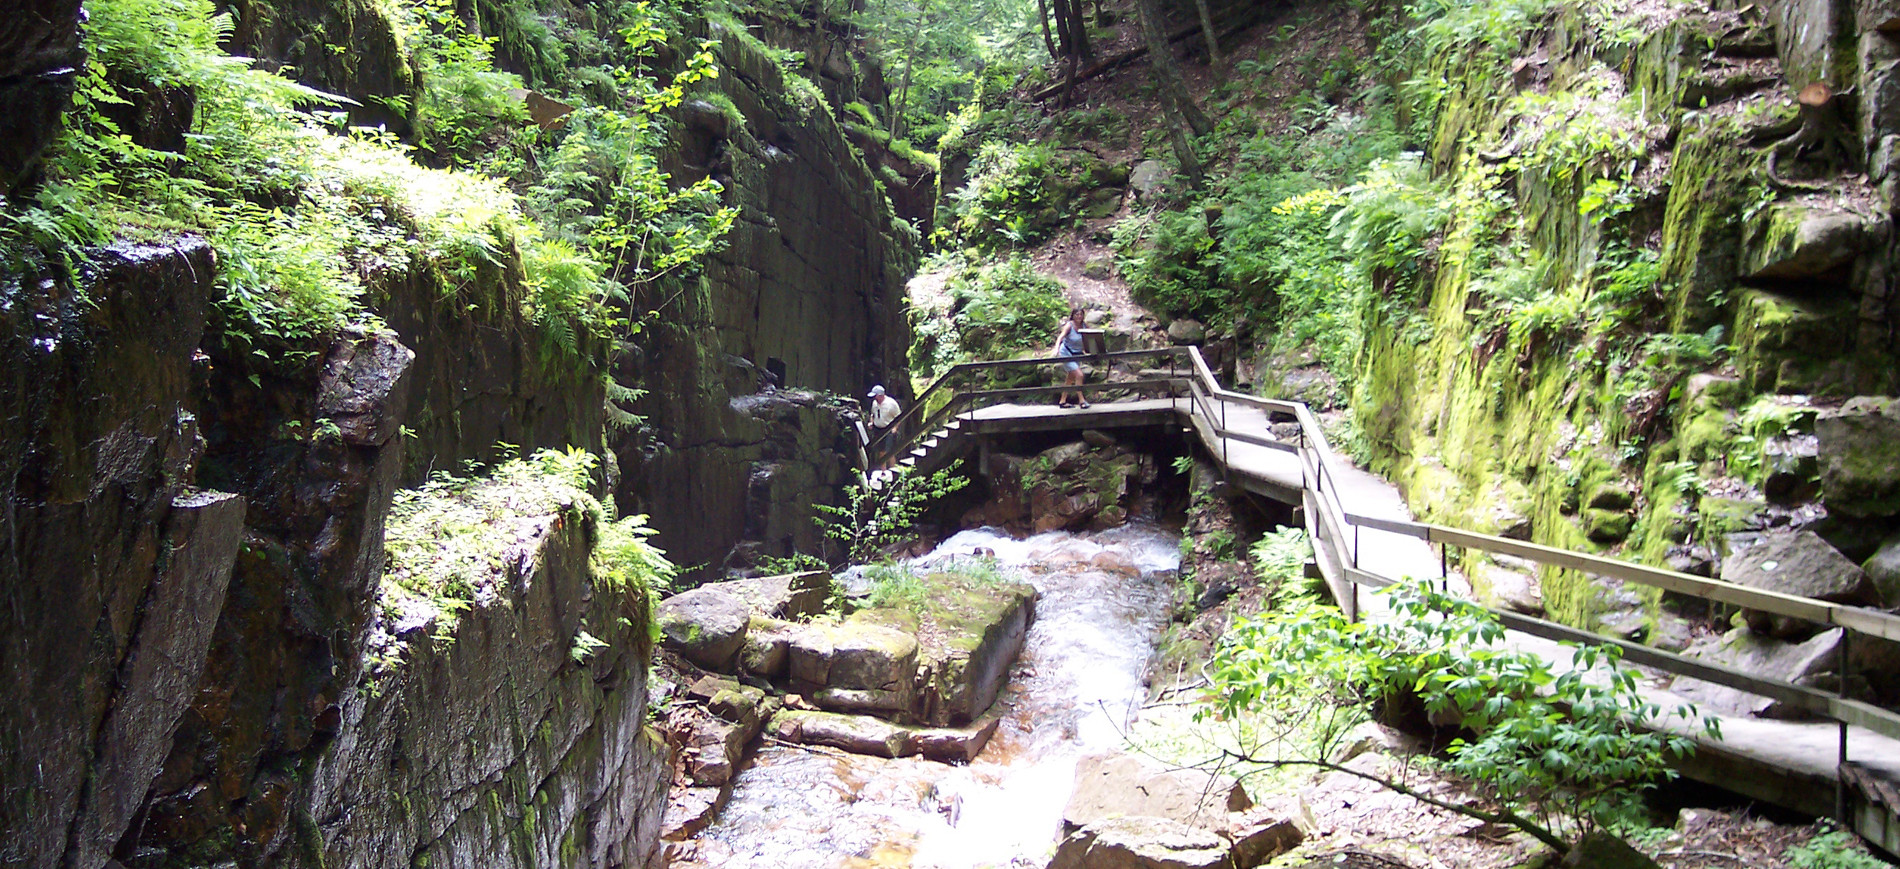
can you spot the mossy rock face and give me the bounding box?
[1677,373,1746,462]
[1660,124,1755,332]
[1816,396,1900,516]
[1699,496,1767,537]
[1584,507,1635,544]
[1730,288,1856,394]
[1739,205,1885,282]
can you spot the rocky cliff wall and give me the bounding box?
[1342,0,1900,646]
[0,0,83,193]
[2,0,919,864]
[614,24,918,578]
[0,240,247,868]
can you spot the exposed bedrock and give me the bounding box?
[305,510,668,869]
[0,239,247,869]
[0,0,84,193]
[616,25,916,580]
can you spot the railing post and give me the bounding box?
[1353,523,1361,571]
[1837,630,1852,824]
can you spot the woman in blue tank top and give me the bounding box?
[1052,307,1089,408]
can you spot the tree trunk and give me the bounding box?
[1037,0,1059,63]
[1136,0,1212,135]
[1056,0,1093,62]
[1050,0,1074,62]
[891,35,916,140]
[1193,0,1223,74]
[1167,114,1204,187]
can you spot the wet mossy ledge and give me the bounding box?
[1331,1,1900,642]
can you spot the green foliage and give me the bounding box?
[1,0,729,377]
[813,464,971,569]
[1404,0,1558,59]
[1204,579,1714,851]
[948,141,1064,249]
[1786,826,1891,869]
[398,0,530,164]
[1250,527,1315,596]
[1111,210,1218,316]
[383,448,672,641]
[912,256,1067,378]
[1332,153,1450,291]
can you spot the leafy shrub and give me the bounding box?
[949,141,1064,249]
[1332,153,1449,292]
[1111,210,1219,316]
[927,256,1068,371]
[1204,578,1714,853]
[1786,827,1891,869]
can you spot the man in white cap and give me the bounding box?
[867,384,901,468]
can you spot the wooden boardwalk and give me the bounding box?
[878,349,1900,852]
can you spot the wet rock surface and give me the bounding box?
[0,0,83,192]
[671,526,1180,867]
[0,239,245,869]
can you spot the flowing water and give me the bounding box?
[673,523,1182,868]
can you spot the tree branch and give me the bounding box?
[1217,749,1572,855]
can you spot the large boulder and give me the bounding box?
[696,570,833,620]
[1063,752,1253,832]
[658,588,753,670]
[1048,816,1234,869]
[861,574,1038,727]
[1866,536,1900,606]
[787,620,919,691]
[1671,628,1848,718]
[1816,397,1900,517]
[1721,531,1880,636]
[1740,205,1886,281]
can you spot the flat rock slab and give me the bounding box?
[697,570,832,620]
[766,708,1004,763]
[1064,752,1253,831]
[769,709,914,758]
[912,714,1002,764]
[1048,815,1234,869]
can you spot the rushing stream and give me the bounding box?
[675,523,1182,868]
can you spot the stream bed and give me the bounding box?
[672,523,1182,868]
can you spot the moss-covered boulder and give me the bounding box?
[1730,289,1857,394]
[851,570,1038,726]
[1722,530,1880,636]
[1816,396,1900,516]
[658,587,753,671]
[1740,204,1885,282]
